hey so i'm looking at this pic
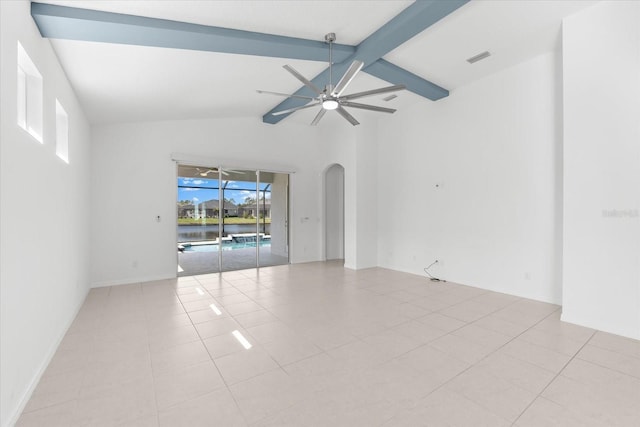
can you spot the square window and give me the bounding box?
[17,41,43,143]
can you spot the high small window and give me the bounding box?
[55,100,69,163]
[17,41,43,143]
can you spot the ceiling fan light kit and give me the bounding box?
[322,99,339,110]
[258,33,405,126]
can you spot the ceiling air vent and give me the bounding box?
[466,51,491,64]
[383,94,398,102]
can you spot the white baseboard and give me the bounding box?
[343,262,357,270]
[91,273,176,288]
[561,311,640,341]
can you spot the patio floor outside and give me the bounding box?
[178,246,288,276]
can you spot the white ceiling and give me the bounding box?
[41,0,596,125]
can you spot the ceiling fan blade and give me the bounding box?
[209,169,227,177]
[272,102,320,116]
[224,169,245,174]
[310,108,326,126]
[196,167,218,177]
[256,90,316,101]
[340,84,406,101]
[336,106,360,126]
[340,101,396,114]
[331,60,364,97]
[283,65,323,95]
[194,167,246,177]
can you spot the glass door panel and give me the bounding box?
[258,172,289,267]
[177,165,221,276]
[220,169,258,272]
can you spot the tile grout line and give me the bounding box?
[191,273,333,425]
[152,307,165,427]
[148,281,191,424]
[161,276,251,425]
[241,277,388,426]
[381,292,531,368]
[380,306,564,426]
[190,275,253,426]
[287,279,530,385]
[139,283,162,427]
[210,273,349,427]
[573,350,640,381]
[362,295,539,426]
[509,328,598,426]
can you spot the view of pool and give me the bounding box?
[181,241,271,253]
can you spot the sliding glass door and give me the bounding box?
[177,165,289,276]
[220,168,257,272]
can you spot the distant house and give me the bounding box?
[178,199,238,218]
[237,200,271,219]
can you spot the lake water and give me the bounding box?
[177,224,271,242]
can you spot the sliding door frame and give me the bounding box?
[176,161,290,275]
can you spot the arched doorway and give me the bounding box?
[324,164,344,261]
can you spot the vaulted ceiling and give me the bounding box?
[32,0,596,126]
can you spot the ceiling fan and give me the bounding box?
[195,167,245,177]
[258,33,405,126]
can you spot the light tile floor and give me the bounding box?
[16,261,640,426]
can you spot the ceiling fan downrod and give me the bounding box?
[325,32,336,92]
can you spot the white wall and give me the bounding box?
[354,124,380,269]
[562,1,640,340]
[0,1,92,426]
[325,164,345,260]
[90,118,351,286]
[376,51,563,304]
[319,121,379,270]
